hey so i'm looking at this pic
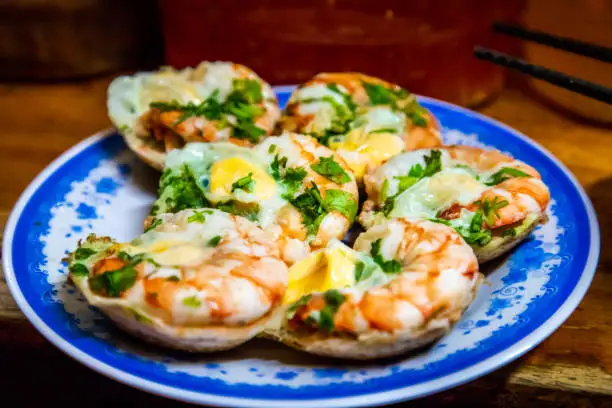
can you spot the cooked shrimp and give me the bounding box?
[360,146,550,262]
[281,218,480,359]
[256,132,360,250]
[145,62,279,148]
[278,72,442,180]
[108,61,280,170]
[67,209,288,351]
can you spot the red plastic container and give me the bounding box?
[159,0,524,107]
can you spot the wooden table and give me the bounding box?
[0,77,610,407]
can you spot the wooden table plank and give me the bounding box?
[1,78,611,406]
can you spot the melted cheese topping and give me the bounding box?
[391,168,487,219]
[359,106,405,134]
[129,239,211,267]
[194,62,238,101]
[296,84,350,134]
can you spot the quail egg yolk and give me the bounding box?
[283,247,356,305]
[331,129,405,179]
[209,157,277,201]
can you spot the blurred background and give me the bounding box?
[0,0,610,121]
[1,2,612,407]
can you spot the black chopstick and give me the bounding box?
[493,22,612,64]
[474,46,612,104]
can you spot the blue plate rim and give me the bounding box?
[3,89,600,408]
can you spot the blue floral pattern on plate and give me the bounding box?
[3,88,599,408]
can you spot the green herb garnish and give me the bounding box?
[380,150,443,216]
[311,156,351,185]
[69,263,89,277]
[475,197,509,227]
[323,189,358,221]
[363,82,395,105]
[74,247,96,261]
[208,235,222,247]
[216,200,259,222]
[369,128,398,134]
[183,296,201,308]
[144,218,163,232]
[287,294,312,319]
[152,164,208,216]
[89,266,138,298]
[484,167,530,186]
[370,239,402,273]
[502,228,517,237]
[187,210,208,224]
[150,78,267,143]
[306,290,347,332]
[270,154,307,199]
[231,172,255,193]
[290,184,327,236]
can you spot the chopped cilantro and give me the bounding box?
[150,79,267,143]
[311,156,351,185]
[216,200,260,222]
[484,167,530,186]
[208,235,222,247]
[150,92,223,125]
[475,197,509,227]
[268,144,277,154]
[69,263,89,277]
[230,78,263,104]
[117,251,146,264]
[353,261,368,282]
[362,82,395,105]
[231,119,266,143]
[152,164,208,215]
[282,167,308,198]
[382,197,395,216]
[74,247,96,260]
[325,83,356,111]
[144,218,163,232]
[187,210,207,224]
[369,128,398,134]
[380,179,389,201]
[462,212,493,246]
[502,228,517,238]
[166,276,180,282]
[270,154,307,199]
[407,109,428,127]
[429,217,451,226]
[287,294,312,319]
[309,290,347,332]
[370,239,402,273]
[430,216,491,246]
[290,184,327,236]
[231,172,255,193]
[89,266,138,297]
[291,184,358,235]
[130,309,153,324]
[270,154,288,180]
[300,93,354,145]
[182,296,201,308]
[380,150,443,216]
[323,189,358,221]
